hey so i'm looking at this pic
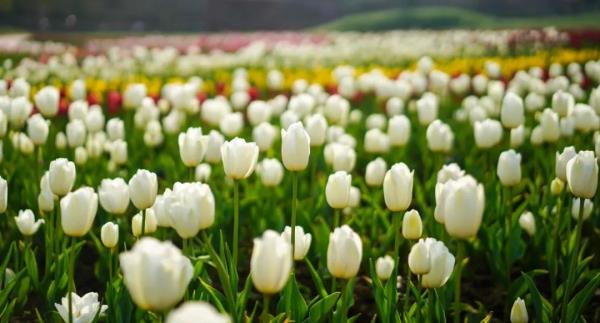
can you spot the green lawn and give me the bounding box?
[314,6,600,31]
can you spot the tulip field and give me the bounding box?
[1,29,600,322]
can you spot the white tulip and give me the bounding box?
[251,230,292,294]
[365,158,387,187]
[566,150,598,198]
[326,171,352,209]
[281,122,310,171]
[327,225,362,279]
[497,150,522,187]
[221,138,259,180]
[388,115,411,147]
[252,122,277,152]
[99,178,130,215]
[281,226,312,261]
[383,163,414,212]
[49,158,76,196]
[101,222,119,248]
[60,187,98,237]
[119,237,193,311]
[167,301,231,323]
[128,169,158,210]
[55,292,108,323]
[375,255,395,281]
[15,209,44,236]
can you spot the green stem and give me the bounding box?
[291,172,298,265]
[68,238,76,323]
[260,295,271,323]
[560,199,585,323]
[141,209,146,237]
[453,241,465,323]
[232,180,240,271]
[504,186,513,284]
[416,277,423,323]
[550,196,562,319]
[339,279,349,323]
[333,208,340,229]
[403,241,414,314]
[393,212,401,258]
[429,288,436,323]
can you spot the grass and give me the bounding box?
[314,6,600,31]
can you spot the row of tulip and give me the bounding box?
[0,42,599,323]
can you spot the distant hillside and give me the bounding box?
[314,6,600,31]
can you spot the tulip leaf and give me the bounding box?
[303,292,340,323]
[278,275,308,321]
[305,258,328,299]
[0,242,15,288]
[197,278,226,312]
[508,269,547,302]
[237,274,254,319]
[566,272,600,322]
[0,299,16,323]
[24,247,39,289]
[0,269,24,307]
[521,271,550,322]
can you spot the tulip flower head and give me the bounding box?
[119,237,193,311]
[281,122,311,171]
[55,292,107,323]
[128,169,158,210]
[167,301,231,323]
[510,297,529,323]
[250,230,292,294]
[15,209,44,236]
[221,138,259,180]
[375,255,395,281]
[383,163,414,212]
[325,171,352,209]
[327,225,362,279]
[60,187,98,237]
[566,150,598,199]
[281,226,312,260]
[101,222,119,248]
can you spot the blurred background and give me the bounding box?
[1,0,600,32]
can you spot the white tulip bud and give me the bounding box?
[402,209,422,240]
[49,158,76,196]
[221,138,259,180]
[166,302,231,323]
[60,187,98,237]
[119,237,193,311]
[281,226,312,260]
[388,115,410,147]
[383,163,414,212]
[327,225,362,279]
[365,158,387,187]
[252,122,277,152]
[195,163,212,182]
[501,93,524,128]
[326,171,351,209]
[99,178,130,215]
[519,212,536,236]
[375,255,394,281]
[566,151,598,199]
[251,230,292,294]
[257,158,284,187]
[101,222,119,248]
[27,114,49,145]
[510,298,529,323]
[408,239,431,275]
[497,149,522,187]
[281,122,310,171]
[128,169,158,210]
